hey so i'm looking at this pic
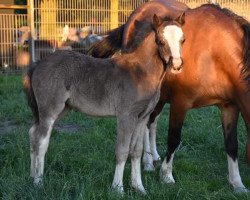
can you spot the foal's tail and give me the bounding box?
[23,64,39,123]
[89,24,124,58]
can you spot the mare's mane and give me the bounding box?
[200,4,250,85]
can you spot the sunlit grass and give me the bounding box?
[0,75,250,199]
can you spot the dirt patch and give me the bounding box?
[0,121,18,134]
[54,123,85,133]
[0,121,85,134]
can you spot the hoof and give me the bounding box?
[153,158,162,168]
[160,171,175,184]
[112,185,125,196]
[162,176,175,184]
[234,187,250,194]
[33,177,43,187]
[144,163,155,171]
[133,185,148,196]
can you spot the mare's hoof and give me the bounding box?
[144,163,155,171]
[234,187,250,194]
[160,171,175,184]
[153,158,162,168]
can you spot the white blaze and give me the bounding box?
[163,25,183,61]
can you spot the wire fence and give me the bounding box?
[180,0,250,20]
[1,0,250,74]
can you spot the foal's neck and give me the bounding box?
[119,32,165,74]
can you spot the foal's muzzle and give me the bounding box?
[171,58,183,74]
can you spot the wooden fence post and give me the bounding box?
[111,0,119,29]
[28,0,35,63]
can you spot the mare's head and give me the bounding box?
[152,13,185,73]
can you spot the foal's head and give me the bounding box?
[153,13,185,73]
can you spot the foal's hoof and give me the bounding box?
[33,178,43,188]
[134,186,148,196]
[234,187,250,194]
[111,185,125,196]
[144,163,155,171]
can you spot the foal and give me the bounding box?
[24,14,185,194]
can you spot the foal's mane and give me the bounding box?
[123,17,172,53]
[201,4,250,85]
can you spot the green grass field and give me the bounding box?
[0,75,250,200]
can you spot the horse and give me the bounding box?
[90,0,188,60]
[90,2,250,193]
[23,14,185,195]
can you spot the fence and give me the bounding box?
[180,0,250,20]
[1,0,250,74]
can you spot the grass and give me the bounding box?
[0,74,250,200]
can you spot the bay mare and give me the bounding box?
[90,2,250,193]
[24,15,185,194]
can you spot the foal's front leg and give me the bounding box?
[130,118,149,195]
[219,104,248,193]
[160,103,187,183]
[112,115,137,194]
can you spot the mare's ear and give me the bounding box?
[152,14,163,29]
[175,12,185,25]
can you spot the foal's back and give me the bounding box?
[31,50,137,116]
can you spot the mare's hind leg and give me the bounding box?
[160,102,187,183]
[219,103,248,193]
[30,103,68,185]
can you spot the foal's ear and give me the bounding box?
[175,12,185,25]
[152,14,163,29]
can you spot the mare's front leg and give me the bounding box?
[219,104,248,193]
[143,101,165,171]
[160,102,187,183]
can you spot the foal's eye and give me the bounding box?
[159,40,166,45]
[180,36,185,43]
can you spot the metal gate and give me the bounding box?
[1,0,250,74]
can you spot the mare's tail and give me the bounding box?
[242,23,250,83]
[89,25,124,58]
[23,64,39,123]
[241,23,250,163]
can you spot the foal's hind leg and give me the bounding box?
[29,117,55,185]
[219,104,248,193]
[30,103,68,185]
[160,102,187,183]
